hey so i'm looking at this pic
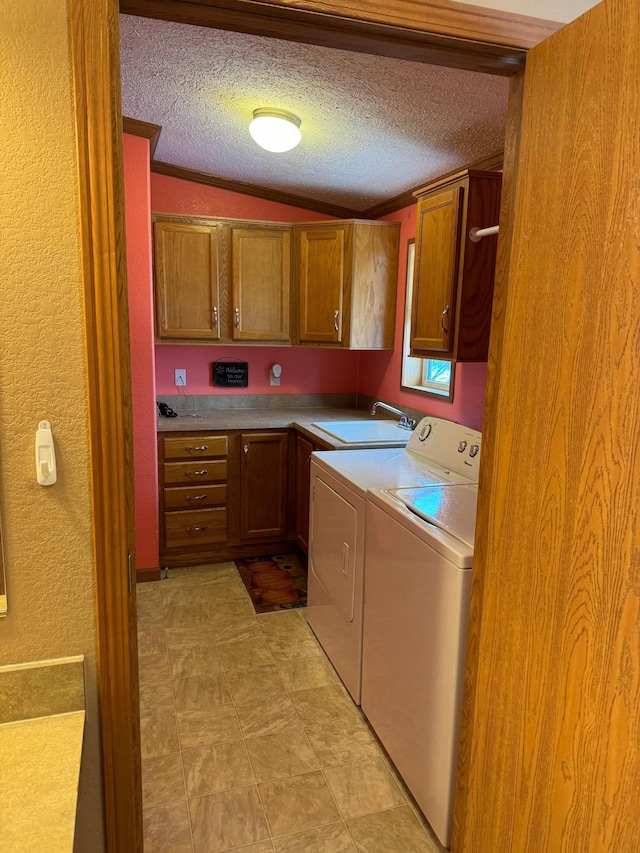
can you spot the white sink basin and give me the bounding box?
[312,420,411,445]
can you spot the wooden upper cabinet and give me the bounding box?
[296,220,400,349]
[153,220,221,341]
[231,226,291,342]
[411,186,463,353]
[411,170,502,361]
[152,214,398,349]
[298,226,346,344]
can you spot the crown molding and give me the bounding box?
[150,160,362,218]
[122,116,162,157]
[147,150,504,219]
[362,150,504,218]
[119,0,562,77]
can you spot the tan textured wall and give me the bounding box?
[0,0,105,849]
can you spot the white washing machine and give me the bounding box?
[307,416,481,704]
[361,483,479,849]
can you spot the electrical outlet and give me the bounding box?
[175,369,187,387]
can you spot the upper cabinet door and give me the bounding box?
[298,226,346,344]
[231,226,291,342]
[410,185,463,355]
[455,1,640,851]
[153,221,220,340]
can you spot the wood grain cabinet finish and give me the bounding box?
[240,431,289,540]
[231,225,291,342]
[159,430,295,567]
[153,220,221,341]
[153,215,292,344]
[160,434,229,557]
[294,433,317,554]
[296,220,400,349]
[411,169,502,361]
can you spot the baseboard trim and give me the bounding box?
[161,540,299,569]
[136,567,162,583]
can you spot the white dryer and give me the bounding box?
[307,416,481,704]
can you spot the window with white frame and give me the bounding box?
[401,240,454,399]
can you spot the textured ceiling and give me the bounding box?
[119,15,510,211]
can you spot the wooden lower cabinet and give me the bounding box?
[240,432,289,539]
[295,434,317,554]
[159,429,296,567]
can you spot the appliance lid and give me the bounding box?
[388,484,479,547]
[312,420,410,445]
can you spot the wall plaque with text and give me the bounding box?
[212,361,249,387]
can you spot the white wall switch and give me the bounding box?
[175,368,187,387]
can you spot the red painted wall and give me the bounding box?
[152,173,361,398]
[358,205,488,431]
[151,173,333,223]
[124,134,159,570]
[155,345,359,396]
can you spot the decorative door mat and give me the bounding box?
[234,553,307,613]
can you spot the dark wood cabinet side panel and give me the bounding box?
[349,223,400,349]
[226,433,242,544]
[295,434,315,553]
[455,176,502,361]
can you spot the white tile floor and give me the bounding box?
[137,561,440,853]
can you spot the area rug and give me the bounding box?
[234,553,307,613]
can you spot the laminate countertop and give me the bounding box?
[0,711,85,852]
[157,407,412,449]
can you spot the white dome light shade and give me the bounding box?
[249,108,302,153]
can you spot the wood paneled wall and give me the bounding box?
[454,1,640,850]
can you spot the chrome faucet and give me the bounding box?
[370,401,417,431]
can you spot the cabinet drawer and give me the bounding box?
[163,435,228,460]
[164,508,227,548]
[164,484,227,510]
[163,460,227,485]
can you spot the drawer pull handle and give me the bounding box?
[188,525,208,533]
[184,445,208,453]
[186,494,208,501]
[186,469,208,477]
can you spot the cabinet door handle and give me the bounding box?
[186,469,208,477]
[187,525,208,533]
[212,306,218,328]
[441,304,450,335]
[184,445,208,453]
[333,310,339,331]
[186,494,208,501]
[234,307,240,329]
[243,444,249,465]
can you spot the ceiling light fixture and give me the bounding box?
[249,108,302,153]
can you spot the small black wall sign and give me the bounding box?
[212,361,249,387]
